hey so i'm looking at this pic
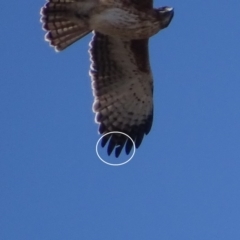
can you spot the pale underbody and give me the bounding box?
[68,3,162,39]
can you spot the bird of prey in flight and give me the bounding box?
[40,0,174,157]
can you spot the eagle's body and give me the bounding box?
[40,0,174,157]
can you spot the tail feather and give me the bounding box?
[40,0,91,51]
[46,30,90,51]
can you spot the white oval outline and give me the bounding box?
[95,131,136,166]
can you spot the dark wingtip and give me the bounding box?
[101,134,111,148]
[115,144,124,158]
[107,139,116,156]
[125,138,134,155]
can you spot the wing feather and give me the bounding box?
[89,31,153,157]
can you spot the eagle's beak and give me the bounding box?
[158,6,174,29]
[164,7,174,12]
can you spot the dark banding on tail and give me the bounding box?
[40,0,91,51]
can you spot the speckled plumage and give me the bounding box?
[40,0,174,157]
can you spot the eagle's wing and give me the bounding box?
[89,32,153,157]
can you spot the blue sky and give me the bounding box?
[1,0,240,239]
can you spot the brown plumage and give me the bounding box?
[40,0,174,157]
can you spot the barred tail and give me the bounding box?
[40,0,91,51]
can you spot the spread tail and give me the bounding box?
[40,0,91,51]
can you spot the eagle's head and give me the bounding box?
[157,6,174,29]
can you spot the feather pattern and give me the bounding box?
[89,32,153,157]
[40,0,174,157]
[40,0,91,51]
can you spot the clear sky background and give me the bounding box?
[1,0,240,239]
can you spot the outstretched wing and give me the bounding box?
[89,32,153,157]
